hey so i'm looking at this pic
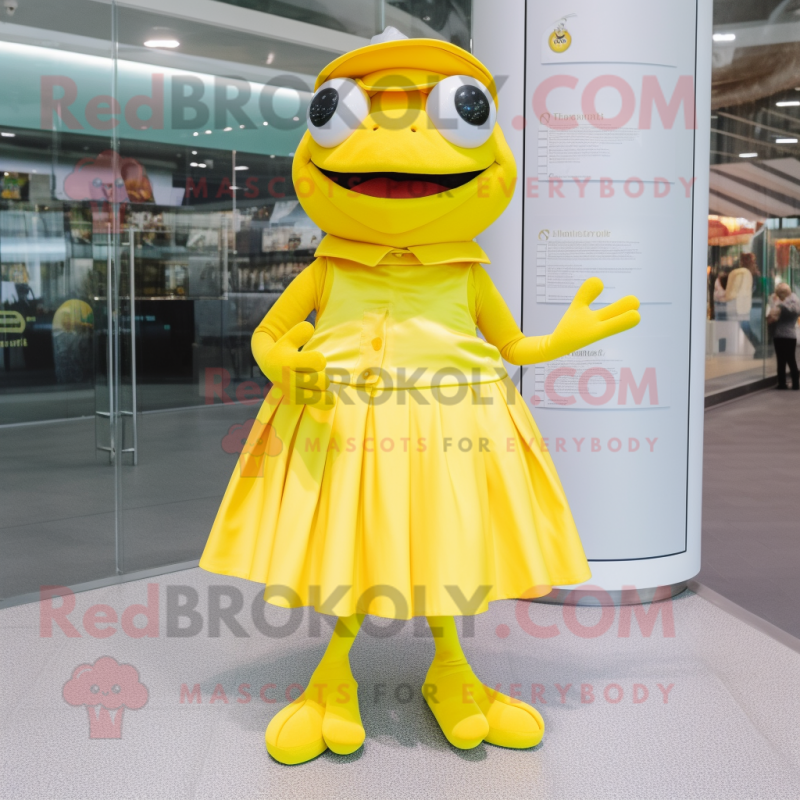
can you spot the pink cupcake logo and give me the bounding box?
[62,656,149,739]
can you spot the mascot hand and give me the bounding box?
[264,322,333,406]
[510,278,640,364]
[549,278,640,357]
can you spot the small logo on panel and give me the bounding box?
[548,15,576,53]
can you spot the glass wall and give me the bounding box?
[0,0,472,603]
[215,0,473,48]
[707,0,800,394]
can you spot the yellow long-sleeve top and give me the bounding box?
[252,238,551,385]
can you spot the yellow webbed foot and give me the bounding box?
[422,660,545,751]
[320,678,365,755]
[422,617,545,752]
[265,661,364,765]
[477,686,545,749]
[422,659,490,750]
[265,697,327,765]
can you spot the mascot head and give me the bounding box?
[292,27,516,247]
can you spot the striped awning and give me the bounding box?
[709,157,800,222]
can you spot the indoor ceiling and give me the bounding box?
[0,0,341,79]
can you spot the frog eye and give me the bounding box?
[306,78,370,148]
[426,75,496,148]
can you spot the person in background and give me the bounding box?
[767,283,800,390]
[736,253,766,354]
[724,260,754,320]
[713,272,729,319]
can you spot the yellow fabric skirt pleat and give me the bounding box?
[199,378,591,619]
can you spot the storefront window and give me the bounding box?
[0,0,472,603]
[707,0,800,394]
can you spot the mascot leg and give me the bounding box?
[423,615,544,750]
[266,613,365,764]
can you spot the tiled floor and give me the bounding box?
[3,375,800,796]
[699,388,800,639]
[1,567,799,799]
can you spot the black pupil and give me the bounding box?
[309,88,339,128]
[454,86,490,126]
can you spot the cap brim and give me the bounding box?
[316,38,498,105]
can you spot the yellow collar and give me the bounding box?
[314,234,490,267]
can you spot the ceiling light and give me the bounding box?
[266,53,275,65]
[712,33,735,42]
[262,121,268,126]
[144,39,180,48]
[234,165,248,171]
[1,132,15,137]
[738,152,758,158]
[223,127,232,132]
[776,101,800,107]
[191,150,197,154]
[292,116,299,121]
[269,154,275,159]
[205,130,212,134]
[776,138,798,143]
[193,132,199,136]
[239,124,245,129]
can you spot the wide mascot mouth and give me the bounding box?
[315,165,486,199]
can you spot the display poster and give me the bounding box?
[532,337,671,411]
[524,0,699,560]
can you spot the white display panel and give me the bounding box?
[532,336,672,411]
[523,0,708,564]
[532,210,683,304]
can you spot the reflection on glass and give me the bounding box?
[214,0,472,48]
[0,0,119,600]
[2,0,480,595]
[708,0,800,394]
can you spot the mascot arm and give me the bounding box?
[252,258,332,404]
[471,265,640,365]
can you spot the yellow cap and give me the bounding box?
[356,68,447,94]
[315,38,498,105]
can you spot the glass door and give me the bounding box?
[1,0,476,604]
[111,4,321,573]
[110,0,477,577]
[0,0,118,601]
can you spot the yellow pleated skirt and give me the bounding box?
[199,377,591,619]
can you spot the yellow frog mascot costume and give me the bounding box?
[200,28,640,764]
